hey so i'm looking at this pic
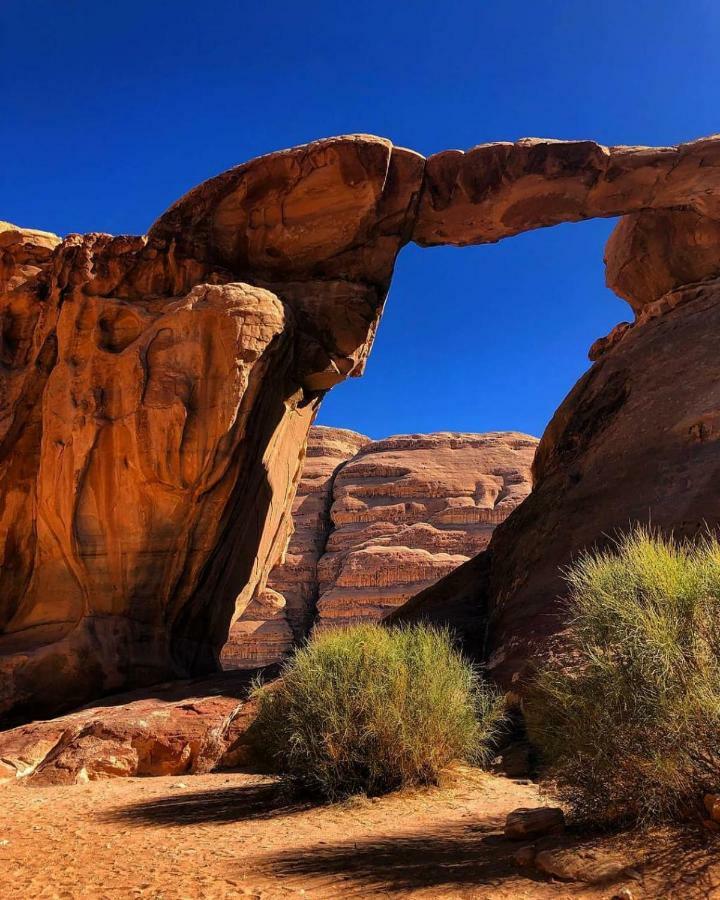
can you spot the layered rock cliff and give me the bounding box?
[4,131,720,722]
[315,432,537,631]
[223,429,537,668]
[221,426,370,668]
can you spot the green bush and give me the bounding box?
[253,623,505,800]
[525,526,720,825]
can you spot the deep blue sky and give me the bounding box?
[3,2,718,440]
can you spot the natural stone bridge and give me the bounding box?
[2,132,720,723]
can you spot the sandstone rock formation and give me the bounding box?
[222,429,536,667]
[4,130,720,723]
[413,136,720,250]
[604,208,720,311]
[221,426,370,668]
[0,137,419,724]
[394,209,720,692]
[0,229,317,723]
[315,432,537,630]
[0,671,261,785]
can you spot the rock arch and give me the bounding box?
[1,131,719,722]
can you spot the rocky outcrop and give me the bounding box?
[0,671,261,785]
[4,130,720,722]
[395,207,720,692]
[0,137,419,724]
[222,430,536,667]
[0,230,318,723]
[485,274,720,689]
[222,426,369,668]
[604,208,720,311]
[315,432,537,629]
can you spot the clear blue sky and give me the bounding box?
[3,1,718,439]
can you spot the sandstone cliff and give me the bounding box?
[315,432,537,631]
[221,426,370,668]
[0,137,421,723]
[223,429,537,667]
[4,131,720,722]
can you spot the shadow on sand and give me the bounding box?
[108,781,720,898]
[258,824,539,895]
[106,781,310,827]
[252,825,720,898]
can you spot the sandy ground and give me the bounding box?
[1,766,719,899]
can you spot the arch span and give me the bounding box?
[1,131,719,721]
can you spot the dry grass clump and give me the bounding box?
[526,526,720,825]
[253,623,505,800]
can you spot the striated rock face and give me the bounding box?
[222,429,536,667]
[0,136,419,724]
[315,432,537,630]
[4,130,720,722]
[222,426,370,668]
[0,229,317,723]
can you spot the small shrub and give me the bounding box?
[525,525,720,825]
[253,623,505,800]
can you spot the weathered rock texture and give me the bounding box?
[0,671,262,785]
[604,208,720,311]
[395,210,720,693]
[413,136,720,250]
[222,429,536,668]
[0,137,420,724]
[4,131,720,722]
[315,432,537,630]
[221,426,370,668]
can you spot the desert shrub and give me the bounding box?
[525,525,720,825]
[253,623,505,800]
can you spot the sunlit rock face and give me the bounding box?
[0,137,422,724]
[0,228,315,722]
[314,432,538,631]
[394,200,720,693]
[221,426,370,669]
[3,130,720,722]
[223,430,537,668]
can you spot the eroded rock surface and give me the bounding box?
[0,137,419,724]
[4,130,720,721]
[0,230,315,723]
[221,426,369,668]
[315,432,537,630]
[414,135,720,252]
[395,208,720,692]
[0,672,261,785]
[222,429,536,667]
[605,208,720,310]
[485,275,720,688]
